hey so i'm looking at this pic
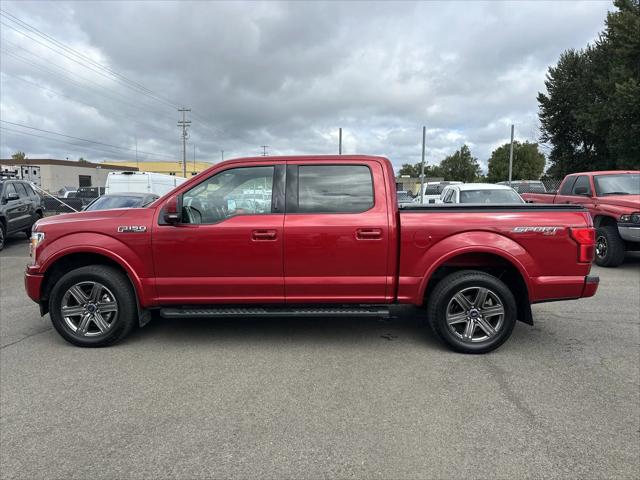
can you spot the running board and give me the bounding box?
[160,305,390,319]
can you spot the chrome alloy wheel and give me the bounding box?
[61,281,118,337]
[595,235,607,259]
[446,287,505,343]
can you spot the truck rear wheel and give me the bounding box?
[49,265,137,347]
[427,270,517,354]
[595,225,625,267]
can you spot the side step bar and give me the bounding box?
[160,305,390,319]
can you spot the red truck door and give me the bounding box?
[151,162,286,304]
[555,175,596,210]
[283,161,390,303]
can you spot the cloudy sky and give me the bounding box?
[0,0,611,172]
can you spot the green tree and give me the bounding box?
[397,163,444,178]
[78,157,88,163]
[487,141,546,182]
[11,151,26,161]
[538,0,640,178]
[438,145,480,182]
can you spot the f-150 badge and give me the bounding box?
[512,226,560,235]
[117,226,147,233]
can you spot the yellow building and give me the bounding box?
[108,161,215,178]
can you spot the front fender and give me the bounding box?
[36,232,155,307]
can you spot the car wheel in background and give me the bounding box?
[0,223,5,251]
[49,265,137,347]
[595,225,625,267]
[427,270,517,354]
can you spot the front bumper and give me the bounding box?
[618,225,640,243]
[24,271,44,304]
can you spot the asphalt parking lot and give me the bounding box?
[1,234,639,480]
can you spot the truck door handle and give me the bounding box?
[252,229,277,241]
[356,228,382,240]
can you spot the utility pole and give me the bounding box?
[420,126,426,204]
[221,150,224,162]
[339,127,342,155]
[135,137,138,169]
[177,107,191,178]
[508,124,514,186]
[261,145,268,156]
[193,144,196,172]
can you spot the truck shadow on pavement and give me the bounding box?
[124,306,450,351]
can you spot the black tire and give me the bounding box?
[0,222,5,251]
[49,265,138,347]
[595,225,625,267]
[427,270,517,354]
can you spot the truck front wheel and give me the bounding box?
[49,265,137,347]
[595,225,625,267]
[427,270,517,354]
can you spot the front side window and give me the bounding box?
[443,189,455,203]
[296,165,373,213]
[594,174,640,196]
[182,166,274,224]
[14,183,29,198]
[3,183,18,200]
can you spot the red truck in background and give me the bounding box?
[25,155,599,354]
[522,171,640,267]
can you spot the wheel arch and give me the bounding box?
[421,249,533,325]
[39,249,143,316]
[593,215,617,228]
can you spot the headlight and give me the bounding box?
[29,232,45,265]
[620,213,640,224]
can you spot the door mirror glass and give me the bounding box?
[574,186,589,196]
[163,195,182,224]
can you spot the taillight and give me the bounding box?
[569,227,595,263]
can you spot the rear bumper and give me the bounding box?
[618,225,640,243]
[530,274,599,302]
[24,271,44,304]
[581,275,599,298]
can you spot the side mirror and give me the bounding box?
[163,195,182,224]
[574,186,590,196]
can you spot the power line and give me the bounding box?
[0,9,180,109]
[0,120,174,159]
[0,48,177,122]
[0,126,148,160]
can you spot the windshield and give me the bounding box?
[85,195,144,211]
[459,189,523,204]
[594,174,640,196]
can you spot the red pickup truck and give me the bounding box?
[25,155,599,353]
[522,170,640,267]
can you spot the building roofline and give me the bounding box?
[0,159,139,171]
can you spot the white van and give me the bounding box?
[105,171,187,196]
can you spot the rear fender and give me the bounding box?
[417,231,534,302]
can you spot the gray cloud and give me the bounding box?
[0,0,611,171]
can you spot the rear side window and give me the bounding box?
[559,176,577,195]
[572,175,591,195]
[296,165,374,213]
[443,189,455,203]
